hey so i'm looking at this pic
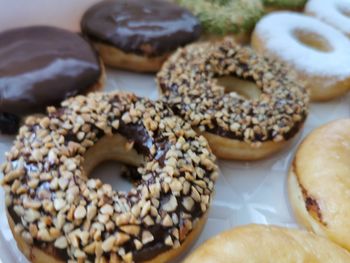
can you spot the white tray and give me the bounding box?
[0,1,350,262]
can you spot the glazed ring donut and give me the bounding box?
[1,92,218,262]
[252,12,350,101]
[289,119,350,251]
[175,0,263,43]
[262,0,306,10]
[306,0,350,37]
[183,224,350,262]
[157,39,308,161]
[0,26,104,135]
[81,0,201,73]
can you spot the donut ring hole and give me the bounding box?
[83,134,145,192]
[216,76,262,100]
[90,162,136,193]
[293,30,332,52]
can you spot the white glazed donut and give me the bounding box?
[252,12,350,101]
[306,0,350,37]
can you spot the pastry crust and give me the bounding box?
[184,224,350,263]
[93,42,169,73]
[288,119,350,251]
[201,131,294,161]
[87,59,106,93]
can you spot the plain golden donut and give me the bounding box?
[157,38,309,160]
[289,119,350,251]
[1,91,218,262]
[252,12,350,101]
[184,224,350,263]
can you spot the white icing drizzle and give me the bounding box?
[253,12,350,80]
[306,0,350,36]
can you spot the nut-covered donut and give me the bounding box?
[289,119,350,251]
[157,39,309,160]
[1,92,218,263]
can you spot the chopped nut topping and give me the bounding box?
[2,92,218,262]
[102,236,116,252]
[157,38,309,145]
[142,230,154,245]
[74,206,87,220]
[55,236,68,249]
[100,204,113,215]
[162,196,178,212]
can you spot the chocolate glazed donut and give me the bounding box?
[0,26,104,134]
[81,0,201,72]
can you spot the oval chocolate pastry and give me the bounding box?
[0,26,104,134]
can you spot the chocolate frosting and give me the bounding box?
[81,0,201,56]
[0,26,101,117]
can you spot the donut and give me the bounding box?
[306,0,350,37]
[157,39,308,161]
[0,26,104,135]
[0,91,218,262]
[289,119,350,251]
[183,224,350,262]
[81,0,201,73]
[262,0,306,10]
[175,0,263,43]
[252,12,350,101]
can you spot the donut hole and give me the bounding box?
[89,162,138,193]
[83,134,145,193]
[216,76,262,100]
[293,30,332,52]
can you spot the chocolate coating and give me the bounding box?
[0,26,101,133]
[81,0,201,57]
